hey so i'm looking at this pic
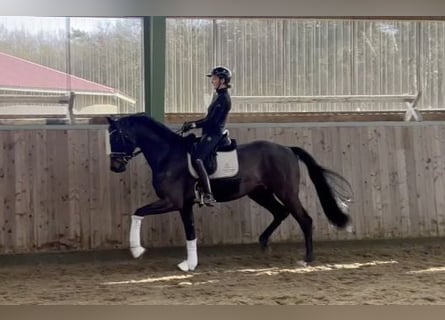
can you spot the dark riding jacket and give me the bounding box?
[194,88,231,136]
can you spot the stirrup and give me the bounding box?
[203,193,216,207]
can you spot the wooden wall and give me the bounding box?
[1,122,445,254]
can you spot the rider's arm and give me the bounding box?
[192,115,208,128]
[194,97,230,129]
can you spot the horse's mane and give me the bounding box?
[120,113,183,144]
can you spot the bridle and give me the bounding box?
[109,127,142,165]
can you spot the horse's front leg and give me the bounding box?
[177,202,198,272]
[129,198,177,259]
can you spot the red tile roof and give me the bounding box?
[0,52,117,94]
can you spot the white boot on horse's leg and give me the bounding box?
[130,246,146,259]
[297,260,308,268]
[346,221,354,234]
[177,239,198,272]
[129,215,146,259]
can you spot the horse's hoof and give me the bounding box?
[260,244,272,254]
[177,260,196,272]
[346,223,354,233]
[297,260,308,268]
[130,246,146,259]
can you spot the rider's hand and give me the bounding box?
[182,121,196,132]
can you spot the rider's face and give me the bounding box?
[211,75,224,90]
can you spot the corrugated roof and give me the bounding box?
[0,52,116,94]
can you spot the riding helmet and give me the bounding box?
[206,66,232,83]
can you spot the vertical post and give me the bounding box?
[66,17,73,124]
[67,91,75,124]
[416,21,422,103]
[143,16,166,122]
[405,22,423,122]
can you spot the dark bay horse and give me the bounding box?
[107,114,353,271]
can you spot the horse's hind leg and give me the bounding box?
[248,188,289,251]
[284,196,314,264]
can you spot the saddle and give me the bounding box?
[185,130,239,179]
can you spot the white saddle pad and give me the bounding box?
[187,150,239,179]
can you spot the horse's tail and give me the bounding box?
[289,146,352,229]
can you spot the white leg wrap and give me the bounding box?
[129,215,146,258]
[346,222,354,234]
[177,239,198,272]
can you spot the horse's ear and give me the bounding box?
[106,116,116,125]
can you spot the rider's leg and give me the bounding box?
[194,158,216,206]
[192,134,221,206]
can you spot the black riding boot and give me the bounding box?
[194,159,216,206]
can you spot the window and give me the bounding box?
[0,16,143,120]
[165,18,442,119]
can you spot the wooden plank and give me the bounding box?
[88,130,101,249]
[24,131,36,251]
[67,130,91,250]
[321,126,336,240]
[2,132,16,253]
[67,130,81,249]
[13,130,32,252]
[165,111,445,124]
[376,127,393,238]
[6,109,445,127]
[327,126,342,240]
[357,126,372,239]
[48,130,70,250]
[231,94,417,104]
[337,127,355,240]
[367,126,384,238]
[344,126,364,240]
[431,125,445,236]
[0,133,5,253]
[436,126,445,236]
[384,126,402,237]
[394,126,411,237]
[412,126,430,236]
[310,126,330,240]
[57,130,71,248]
[78,130,92,249]
[419,125,438,236]
[96,129,113,248]
[403,126,420,237]
[32,130,50,251]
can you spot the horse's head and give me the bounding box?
[107,116,138,173]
